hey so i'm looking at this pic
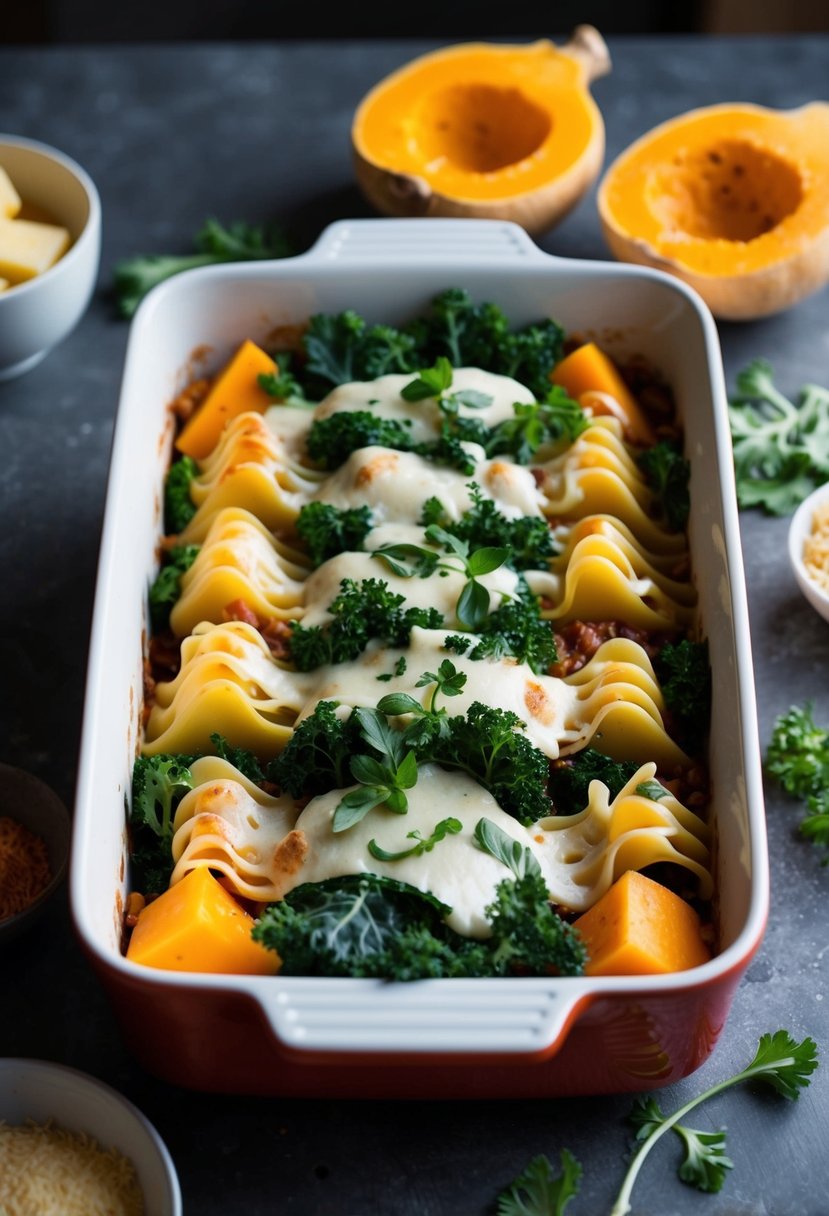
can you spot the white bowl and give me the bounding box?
[0,1059,181,1215]
[788,482,829,623]
[0,135,101,381]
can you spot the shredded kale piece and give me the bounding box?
[288,578,443,670]
[451,579,556,675]
[252,869,584,980]
[420,483,558,571]
[113,218,293,319]
[405,288,565,399]
[637,440,691,531]
[148,544,200,632]
[427,702,552,823]
[654,638,711,751]
[548,749,640,816]
[295,502,374,567]
[306,411,416,470]
[266,700,360,798]
[130,754,196,893]
[163,456,199,534]
[209,733,265,784]
[299,310,419,398]
[485,387,589,464]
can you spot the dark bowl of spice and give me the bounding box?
[0,762,71,944]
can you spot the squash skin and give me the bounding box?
[351,28,611,237]
[598,102,829,320]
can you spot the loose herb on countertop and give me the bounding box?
[496,1029,818,1216]
[113,218,294,318]
[767,701,829,859]
[728,359,829,515]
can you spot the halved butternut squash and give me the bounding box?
[598,102,829,320]
[351,27,611,236]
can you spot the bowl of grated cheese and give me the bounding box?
[0,1059,181,1216]
[789,482,829,624]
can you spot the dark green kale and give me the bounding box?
[450,579,557,675]
[295,502,374,567]
[548,749,640,815]
[405,288,565,398]
[299,310,419,398]
[419,483,557,572]
[130,754,196,893]
[428,702,552,823]
[306,411,416,470]
[164,456,199,534]
[266,701,361,798]
[485,387,588,464]
[258,353,306,402]
[287,579,443,670]
[654,638,711,751]
[148,544,200,632]
[209,733,265,784]
[252,869,584,980]
[637,440,691,531]
[766,702,829,860]
[113,218,293,319]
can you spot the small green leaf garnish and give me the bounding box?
[368,816,462,862]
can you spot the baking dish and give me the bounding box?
[71,218,768,1097]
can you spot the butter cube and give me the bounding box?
[0,217,70,284]
[0,168,21,219]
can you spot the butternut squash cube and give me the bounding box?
[551,342,654,446]
[175,339,277,460]
[573,870,711,977]
[0,168,21,219]
[126,865,279,975]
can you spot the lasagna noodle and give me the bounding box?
[144,623,687,769]
[169,761,711,934]
[170,507,310,637]
[177,412,325,542]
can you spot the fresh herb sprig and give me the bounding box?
[332,707,419,832]
[113,218,293,318]
[368,816,462,862]
[497,1030,818,1216]
[728,359,829,515]
[767,701,829,858]
[610,1030,818,1215]
[485,387,589,464]
[420,483,558,572]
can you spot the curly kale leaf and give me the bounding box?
[266,701,361,798]
[548,749,640,816]
[637,440,691,531]
[654,638,711,751]
[295,502,374,567]
[420,483,557,572]
[456,579,557,675]
[306,411,416,470]
[485,387,588,465]
[300,310,419,397]
[288,578,443,670]
[164,456,199,534]
[148,544,200,631]
[130,754,196,893]
[252,869,584,980]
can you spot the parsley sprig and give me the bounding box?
[767,701,829,858]
[610,1030,817,1215]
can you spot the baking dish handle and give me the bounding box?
[255,978,589,1056]
[303,218,548,264]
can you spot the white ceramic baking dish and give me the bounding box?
[71,219,768,1097]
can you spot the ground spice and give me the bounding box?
[0,816,51,921]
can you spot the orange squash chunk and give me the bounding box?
[573,870,711,977]
[126,865,279,975]
[175,339,277,460]
[551,342,654,446]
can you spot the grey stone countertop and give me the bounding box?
[1,34,829,1216]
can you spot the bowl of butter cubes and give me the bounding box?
[0,135,101,380]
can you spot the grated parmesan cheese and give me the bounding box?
[803,500,829,592]
[0,1120,144,1216]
